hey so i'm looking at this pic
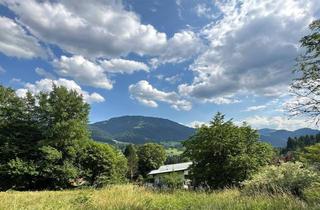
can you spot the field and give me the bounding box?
[0,185,318,210]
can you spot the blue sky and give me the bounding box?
[0,0,319,130]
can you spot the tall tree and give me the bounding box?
[289,19,320,124]
[124,144,138,180]
[137,143,166,177]
[183,113,275,189]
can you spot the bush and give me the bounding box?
[242,162,320,198]
[159,173,184,189]
[78,141,127,187]
[303,183,320,204]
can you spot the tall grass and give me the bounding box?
[0,185,318,210]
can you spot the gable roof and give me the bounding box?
[148,162,192,175]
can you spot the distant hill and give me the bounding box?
[89,116,195,144]
[258,128,319,148]
[89,116,319,147]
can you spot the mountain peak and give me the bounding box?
[90,115,195,144]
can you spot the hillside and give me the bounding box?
[89,116,319,147]
[89,116,195,144]
[259,128,319,148]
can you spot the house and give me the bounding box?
[148,162,192,188]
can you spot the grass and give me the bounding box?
[0,185,318,210]
[165,148,183,156]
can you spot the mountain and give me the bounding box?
[89,115,319,147]
[89,116,196,144]
[258,128,319,148]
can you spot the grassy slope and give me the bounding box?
[0,185,318,210]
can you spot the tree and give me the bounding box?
[123,144,138,180]
[298,143,320,170]
[137,143,166,177]
[78,141,127,187]
[289,19,320,124]
[183,113,275,189]
[0,85,127,190]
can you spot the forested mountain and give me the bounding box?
[89,116,319,147]
[89,116,195,144]
[259,128,319,147]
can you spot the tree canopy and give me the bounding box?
[183,113,275,189]
[0,85,127,190]
[137,143,166,177]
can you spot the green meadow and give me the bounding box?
[0,185,318,210]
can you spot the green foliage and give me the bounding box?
[78,141,128,187]
[137,143,166,177]
[242,162,320,198]
[0,85,127,190]
[159,173,184,189]
[183,112,275,189]
[303,183,320,204]
[124,144,138,180]
[298,143,320,170]
[285,134,320,153]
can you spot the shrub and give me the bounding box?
[160,173,184,189]
[303,183,320,204]
[242,162,320,198]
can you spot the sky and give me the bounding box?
[0,0,319,130]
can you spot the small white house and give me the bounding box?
[148,162,192,188]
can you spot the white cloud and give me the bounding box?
[35,67,56,79]
[202,97,241,105]
[1,0,167,58]
[195,4,219,19]
[150,30,203,67]
[187,120,208,128]
[179,0,319,102]
[101,58,149,74]
[243,115,317,131]
[246,105,267,111]
[53,55,113,90]
[16,78,105,104]
[0,16,45,59]
[129,80,192,111]
[155,74,182,84]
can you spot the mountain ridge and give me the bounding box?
[89,115,319,147]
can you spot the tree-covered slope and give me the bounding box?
[259,128,319,148]
[89,116,196,144]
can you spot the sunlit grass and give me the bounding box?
[0,184,318,210]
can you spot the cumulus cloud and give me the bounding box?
[16,78,105,104]
[149,30,203,67]
[0,16,45,59]
[0,0,168,58]
[243,115,317,131]
[53,55,151,89]
[129,80,192,111]
[101,58,149,74]
[53,55,113,90]
[179,0,319,102]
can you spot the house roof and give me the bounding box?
[148,162,192,175]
